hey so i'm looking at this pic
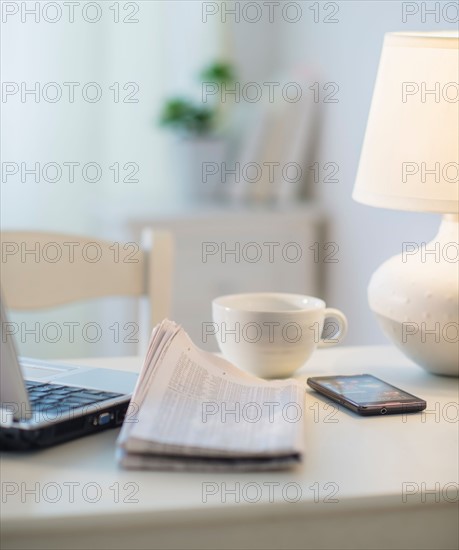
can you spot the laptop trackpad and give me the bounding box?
[59,368,137,394]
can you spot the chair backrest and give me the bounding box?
[0,229,173,331]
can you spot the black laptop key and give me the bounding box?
[51,389,78,397]
[30,385,55,393]
[34,403,63,412]
[98,392,122,399]
[28,381,124,414]
[67,390,122,400]
[33,402,74,412]
[38,384,62,392]
[71,392,113,402]
[35,404,58,411]
[65,397,99,405]
[28,393,48,400]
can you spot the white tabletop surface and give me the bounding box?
[2,346,458,550]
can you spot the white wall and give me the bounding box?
[1,1,220,358]
[261,0,456,344]
[218,0,455,344]
[2,5,112,358]
[1,1,456,356]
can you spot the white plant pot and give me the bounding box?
[173,137,227,203]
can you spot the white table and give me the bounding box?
[1,346,458,550]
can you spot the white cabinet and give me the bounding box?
[130,204,325,350]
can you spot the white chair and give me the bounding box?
[0,229,174,348]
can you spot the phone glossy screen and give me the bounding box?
[315,375,420,404]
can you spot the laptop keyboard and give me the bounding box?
[26,381,123,413]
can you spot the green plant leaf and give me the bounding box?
[200,62,235,84]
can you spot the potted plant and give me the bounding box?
[159,62,235,203]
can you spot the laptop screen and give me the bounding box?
[1,291,32,420]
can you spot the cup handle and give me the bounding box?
[318,308,348,348]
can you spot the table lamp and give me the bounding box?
[353,31,459,377]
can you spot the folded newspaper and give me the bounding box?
[117,320,305,471]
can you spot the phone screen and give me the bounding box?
[315,374,419,403]
[307,374,426,415]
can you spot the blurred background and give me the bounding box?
[1,0,456,358]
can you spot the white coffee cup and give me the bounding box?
[212,292,347,378]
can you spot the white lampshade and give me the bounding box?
[353,31,459,213]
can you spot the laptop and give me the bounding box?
[0,295,138,450]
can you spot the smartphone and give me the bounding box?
[307,374,426,416]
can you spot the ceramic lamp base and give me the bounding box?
[368,214,459,377]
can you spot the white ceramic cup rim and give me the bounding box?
[212,293,326,314]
